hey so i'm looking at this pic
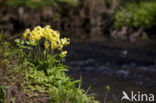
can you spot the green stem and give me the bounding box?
[51,48,54,68]
[104,90,109,103]
[61,49,63,67]
[38,41,41,59]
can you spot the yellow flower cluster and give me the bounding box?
[23,25,70,52]
[61,51,67,57]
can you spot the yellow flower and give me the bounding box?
[23,25,70,52]
[29,30,41,41]
[43,27,54,41]
[52,31,60,40]
[23,29,30,39]
[44,25,51,29]
[61,51,67,57]
[34,26,42,31]
[61,37,70,46]
[44,41,49,49]
[51,42,59,50]
[58,42,63,51]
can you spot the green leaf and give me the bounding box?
[0,34,2,40]
[20,41,24,45]
[14,39,20,43]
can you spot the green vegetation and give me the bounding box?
[0,86,9,103]
[5,0,78,8]
[115,1,156,29]
[0,26,98,103]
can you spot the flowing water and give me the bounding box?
[65,39,156,103]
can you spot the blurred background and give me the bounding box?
[0,0,156,102]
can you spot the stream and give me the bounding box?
[65,39,156,103]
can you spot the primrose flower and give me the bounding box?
[23,29,30,39]
[29,30,41,41]
[51,42,59,50]
[52,31,60,40]
[23,25,70,52]
[34,26,42,31]
[44,25,51,29]
[61,37,70,46]
[44,41,49,49]
[43,28,54,41]
[58,44,63,51]
[61,51,67,57]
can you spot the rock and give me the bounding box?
[116,70,129,78]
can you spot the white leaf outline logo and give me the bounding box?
[121,91,131,101]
